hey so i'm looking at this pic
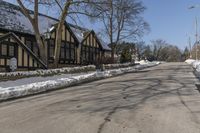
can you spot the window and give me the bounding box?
[26,40,32,50]
[66,43,69,49]
[93,48,96,61]
[49,40,54,58]
[82,46,86,60]
[66,49,70,59]
[1,44,7,56]
[90,47,93,61]
[71,49,74,60]
[9,45,14,57]
[70,44,75,60]
[60,48,65,58]
[60,42,65,59]
[32,42,40,58]
[1,43,15,57]
[65,42,69,59]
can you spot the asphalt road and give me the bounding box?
[0,62,200,133]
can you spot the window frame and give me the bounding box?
[0,41,16,58]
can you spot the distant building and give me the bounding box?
[0,0,111,72]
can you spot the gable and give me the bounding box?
[0,32,47,69]
[49,24,79,45]
[81,31,103,49]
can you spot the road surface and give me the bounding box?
[0,62,200,133]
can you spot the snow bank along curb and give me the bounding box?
[0,63,158,101]
[104,62,135,69]
[185,59,200,72]
[185,59,200,79]
[0,63,138,81]
[0,65,96,80]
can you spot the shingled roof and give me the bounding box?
[0,0,58,35]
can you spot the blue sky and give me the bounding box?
[142,0,200,49]
[5,0,200,50]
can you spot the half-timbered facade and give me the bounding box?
[47,24,80,68]
[0,33,46,71]
[0,0,111,72]
[69,25,111,65]
[80,31,103,64]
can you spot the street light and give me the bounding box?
[188,5,200,60]
[189,4,200,9]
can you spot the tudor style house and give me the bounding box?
[0,0,111,72]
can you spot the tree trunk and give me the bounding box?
[109,0,114,63]
[53,0,73,68]
[111,45,115,62]
[17,0,47,66]
[53,24,63,68]
[33,25,47,65]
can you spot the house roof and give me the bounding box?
[0,0,110,51]
[96,35,111,51]
[0,0,58,35]
[0,32,47,69]
[67,23,90,43]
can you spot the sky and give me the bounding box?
[5,0,200,50]
[142,0,200,50]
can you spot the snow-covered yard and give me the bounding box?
[0,62,159,101]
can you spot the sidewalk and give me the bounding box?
[0,72,92,88]
[0,62,159,101]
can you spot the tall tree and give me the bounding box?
[90,0,149,62]
[120,45,132,63]
[17,0,104,67]
[143,45,153,61]
[17,0,49,64]
[135,41,146,60]
[150,39,182,62]
[53,0,73,67]
[151,39,167,60]
[182,47,190,60]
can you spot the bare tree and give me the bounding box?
[52,0,105,67]
[17,0,51,64]
[53,0,73,67]
[16,0,104,67]
[150,39,182,62]
[89,0,149,62]
[151,39,167,60]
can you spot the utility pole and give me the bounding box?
[188,5,200,60]
[189,36,192,58]
[195,17,199,60]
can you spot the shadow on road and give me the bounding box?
[0,63,200,133]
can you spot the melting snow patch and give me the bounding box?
[185,59,195,65]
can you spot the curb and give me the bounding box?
[0,64,158,102]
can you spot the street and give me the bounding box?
[0,62,200,133]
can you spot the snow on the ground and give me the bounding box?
[192,60,200,72]
[0,65,96,78]
[193,61,200,69]
[139,60,150,65]
[185,59,195,65]
[185,59,200,72]
[0,72,93,88]
[0,62,159,101]
[135,60,161,65]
